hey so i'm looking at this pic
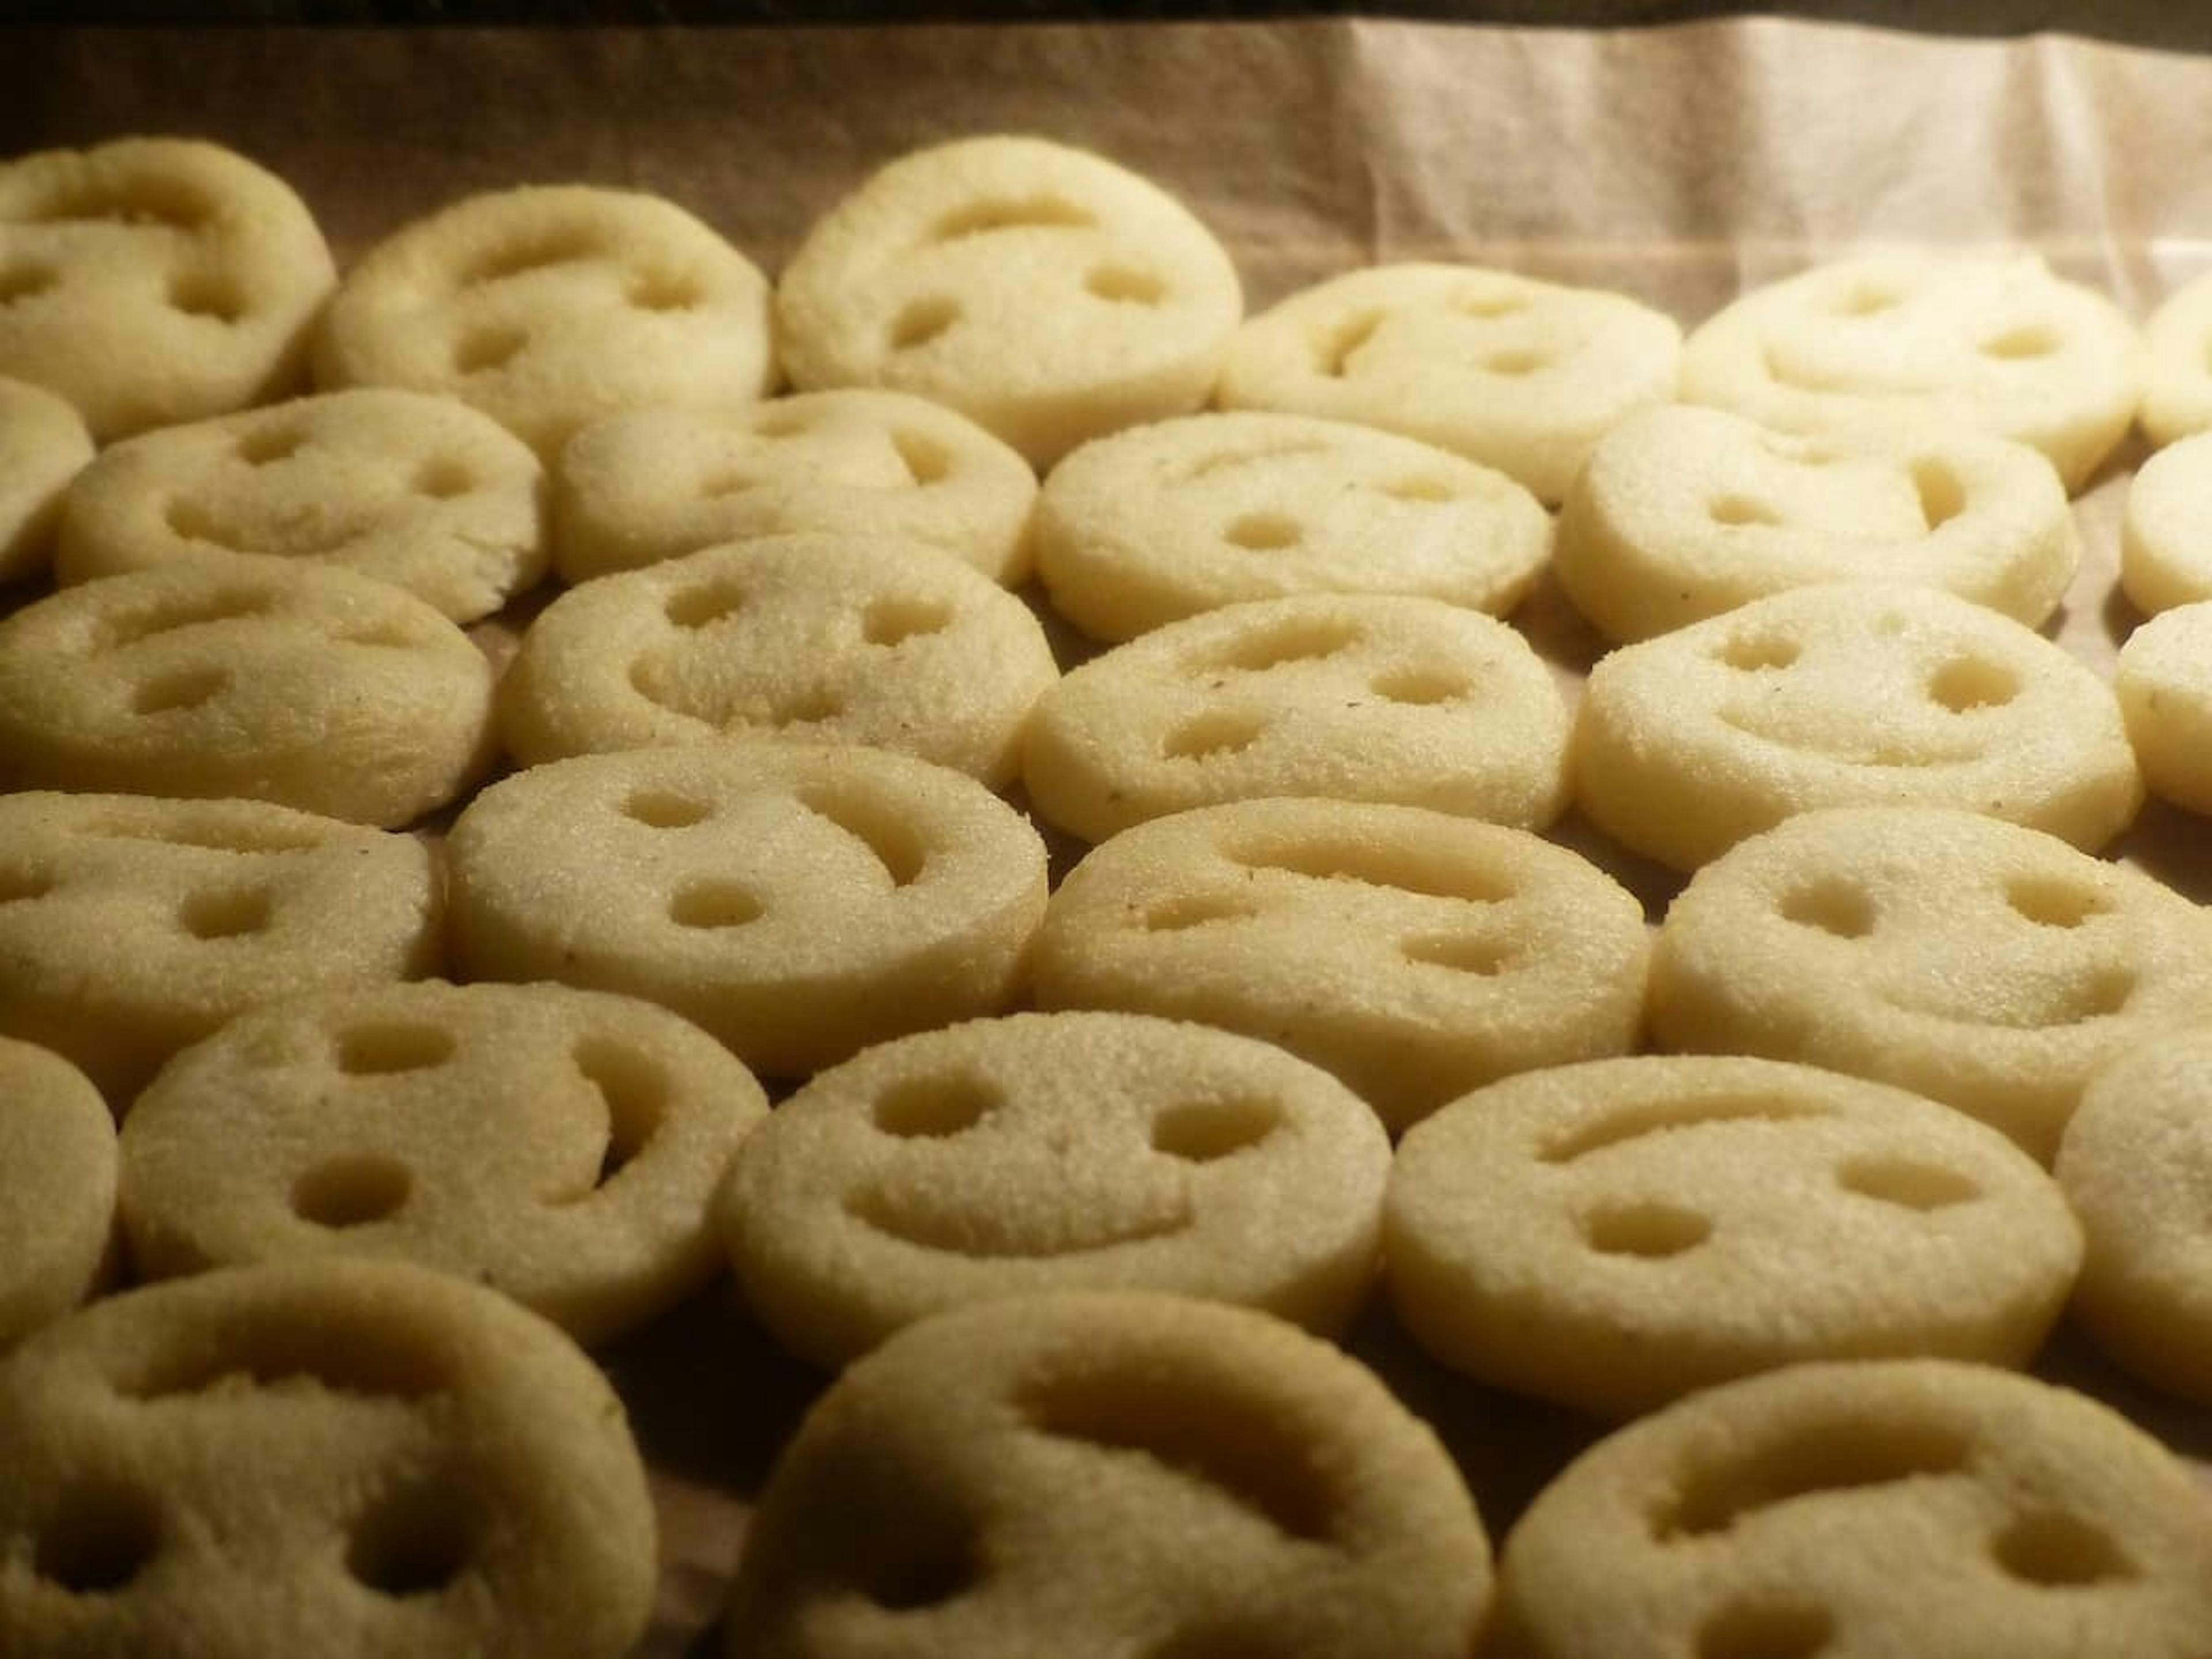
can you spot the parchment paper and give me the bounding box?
[7,18,2212,1654]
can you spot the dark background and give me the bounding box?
[3,0,2210,52]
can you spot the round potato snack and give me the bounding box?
[0,1257,656,1659]
[1035,797,1650,1134]
[775,135,1243,467]
[1033,410,1551,642]
[1679,248,2141,493]
[1022,592,1570,843]
[1649,805,2212,1163]
[0,375,94,584]
[722,1010,1391,1366]
[315,183,775,460]
[1387,1054,2081,1418]
[1490,1358,2212,1659]
[0,1039,116,1351]
[55,387,547,624]
[501,532,1058,786]
[553,390,1037,586]
[1214,262,1681,503]
[725,1290,1491,1659]
[1554,403,2078,642]
[119,980,769,1346]
[446,740,1048,1079]
[1573,581,2142,871]
[0,562,498,828]
[0,791,441,1107]
[0,137,336,440]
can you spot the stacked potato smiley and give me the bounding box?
[2,128,2210,1659]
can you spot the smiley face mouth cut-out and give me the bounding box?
[842,1181,1195,1260]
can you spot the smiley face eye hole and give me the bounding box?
[1695,1599,1838,1659]
[291,1155,413,1229]
[1401,932,1513,975]
[1990,1509,2135,1588]
[668,878,764,930]
[889,428,953,486]
[1710,495,1783,529]
[234,425,304,466]
[1926,656,2020,713]
[2003,873,2109,929]
[346,1479,478,1598]
[0,866,54,904]
[856,1523,983,1613]
[1579,1199,1712,1259]
[1161,711,1267,763]
[626,268,703,312]
[1457,289,1528,319]
[1835,1156,1980,1212]
[665,581,747,628]
[1777,877,1876,940]
[0,262,56,304]
[1370,667,1468,706]
[1378,474,1459,503]
[1482,348,1550,377]
[411,456,474,499]
[32,1483,165,1596]
[131,665,230,717]
[452,320,529,376]
[890,295,961,352]
[336,1021,457,1075]
[1315,310,1384,377]
[862,596,955,647]
[1716,632,1799,671]
[1832,282,1902,317]
[166,270,246,325]
[872,1073,1001,1138]
[1150,1096,1282,1162]
[1221,510,1302,552]
[1911,459,1967,531]
[1085,263,1165,305]
[619,789,711,829]
[177,886,272,941]
[1980,323,2061,361]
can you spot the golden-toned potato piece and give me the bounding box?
[1033,410,1550,642]
[1388,1055,2080,1418]
[1573,582,2141,871]
[0,137,336,440]
[1649,805,2212,1162]
[447,740,1048,1079]
[0,1039,116,1350]
[554,391,1036,586]
[1035,797,1650,1134]
[1214,263,1681,504]
[776,135,1243,468]
[726,1291,1491,1659]
[1491,1359,2212,1659]
[0,562,498,827]
[56,388,546,623]
[1555,404,2078,642]
[722,1010,1390,1367]
[0,1258,656,1659]
[0,375,94,583]
[1022,592,1570,843]
[120,981,768,1345]
[316,183,775,460]
[501,532,1058,787]
[1680,249,2141,493]
[0,792,441,1107]
[2057,1029,2212,1407]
